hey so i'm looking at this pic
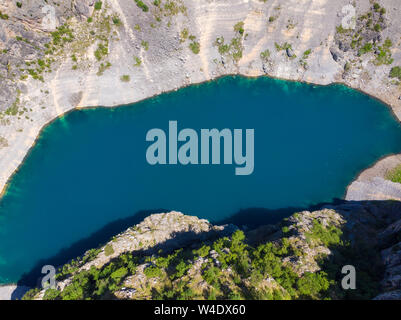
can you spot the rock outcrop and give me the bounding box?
[18,201,401,300]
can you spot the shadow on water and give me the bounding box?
[16,209,166,289]
[15,199,346,290]
[216,198,345,228]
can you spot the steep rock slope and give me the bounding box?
[22,201,401,300]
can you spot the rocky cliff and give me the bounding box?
[20,200,401,300]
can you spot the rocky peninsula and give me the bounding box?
[19,201,401,300]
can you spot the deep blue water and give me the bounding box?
[1,76,401,285]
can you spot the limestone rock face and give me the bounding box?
[46,211,237,295]
[19,202,401,300]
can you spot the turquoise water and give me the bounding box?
[1,76,401,285]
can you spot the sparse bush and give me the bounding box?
[94,1,102,10]
[0,11,9,20]
[234,21,245,35]
[189,41,200,54]
[260,49,271,61]
[94,43,108,61]
[120,75,131,82]
[385,164,401,183]
[134,0,149,12]
[134,56,142,66]
[389,66,401,81]
[104,244,114,256]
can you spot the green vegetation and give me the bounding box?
[389,66,401,81]
[275,42,291,52]
[23,208,384,301]
[112,15,122,26]
[374,38,393,65]
[16,2,22,8]
[5,90,21,116]
[336,4,392,68]
[97,61,112,76]
[163,0,187,17]
[358,42,373,56]
[305,220,342,247]
[234,21,245,36]
[385,164,401,184]
[260,49,271,62]
[180,28,189,42]
[144,265,163,278]
[189,41,200,54]
[51,24,74,46]
[94,43,109,61]
[0,10,9,20]
[134,0,149,12]
[299,49,312,68]
[214,22,246,63]
[141,40,149,51]
[134,56,142,67]
[336,25,350,34]
[94,1,103,10]
[120,75,131,82]
[104,244,115,256]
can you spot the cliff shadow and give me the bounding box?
[215,198,345,228]
[15,208,166,289]
[14,199,344,290]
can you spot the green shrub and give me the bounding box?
[120,75,131,82]
[141,40,149,51]
[94,43,108,60]
[389,66,401,81]
[234,21,245,35]
[134,56,142,66]
[94,1,102,10]
[135,0,149,12]
[144,265,163,278]
[189,41,200,54]
[296,272,331,298]
[260,49,270,61]
[43,289,61,300]
[385,164,401,183]
[0,11,9,20]
[112,16,122,26]
[358,43,373,55]
[104,244,114,256]
[306,220,342,247]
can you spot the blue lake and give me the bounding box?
[1,76,401,285]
